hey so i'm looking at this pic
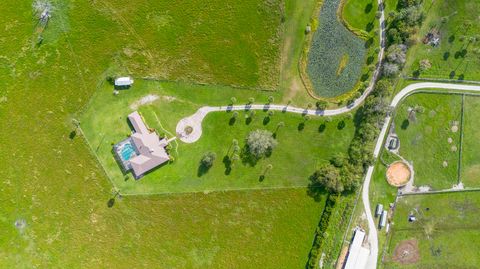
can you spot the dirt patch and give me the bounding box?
[130,94,160,110]
[336,245,349,269]
[392,239,420,265]
[386,161,411,187]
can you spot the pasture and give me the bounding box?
[393,93,462,190]
[0,0,340,267]
[80,80,356,194]
[383,192,480,268]
[460,95,480,187]
[402,0,480,81]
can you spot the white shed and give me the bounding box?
[114,77,134,87]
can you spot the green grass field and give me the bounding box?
[80,80,355,194]
[402,0,480,81]
[342,0,378,38]
[0,0,344,267]
[460,95,480,187]
[383,192,480,268]
[394,93,462,190]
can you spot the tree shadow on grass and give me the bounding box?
[318,123,326,133]
[298,122,305,131]
[69,130,76,139]
[197,163,211,177]
[365,3,373,13]
[107,198,115,208]
[246,117,252,125]
[229,117,236,126]
[263,116,271,125]
[337,120,346,130]
[401,119,410,130]
[306,179,328,202]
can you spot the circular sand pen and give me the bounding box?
[386,161,411,187]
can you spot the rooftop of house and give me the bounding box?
[124,111,170,178]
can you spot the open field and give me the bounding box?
[383,192,480,268]
[306,0,367,98]
[0,0,343,267]
[94,0,284,89]
[461,95,480,187]
[80,80,356,194]
[402,0,480,81]
[394,93,462,190]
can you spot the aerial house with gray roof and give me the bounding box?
[113,111,173,179]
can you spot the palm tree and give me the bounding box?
[275,121,285,133]
[231,153,240,167]
[230,97,237,105]
[262,164,273,177]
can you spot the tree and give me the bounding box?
[316,100,328,110]
[310,164,343,193]
[200,152,216,169]
[386,44,407,65]
[268,110,275,117]
[246,130,278,159]
[419,59,431,71]
[275,121,285,133]
[232,111,239,119]
[231,153,240,167]
[230,97,237,104]
[248,97,255,104]
[307,103,313,110]
[382,63,400,77]
[249,110,256,118]
[268,96,274,104]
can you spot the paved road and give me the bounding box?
[362,82,480,269]
[176,81,480,268]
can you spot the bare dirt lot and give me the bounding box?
[386,161,411,187]
[392,239,420,264]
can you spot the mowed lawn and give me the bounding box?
[461,95,480,187]
[394,93,462,190]
[384,192,480,268]
[342,0,378,38]
[403,0,480,81]
[80,80,356,194]
[0,0,335,268]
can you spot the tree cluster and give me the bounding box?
[387,0,425,46]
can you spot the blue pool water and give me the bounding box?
[121,143,136,161]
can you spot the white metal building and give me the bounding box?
[114,76,134,87]
[344,228,370,269]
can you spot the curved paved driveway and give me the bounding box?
[176,82,480,268]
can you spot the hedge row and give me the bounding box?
[306,194,339,269]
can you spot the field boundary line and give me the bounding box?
[77,126,119,192]
[458,94,465,184]
[119,184,309,197]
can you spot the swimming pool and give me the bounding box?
[121,143,136,161]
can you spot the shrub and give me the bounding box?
[200,152,216,169]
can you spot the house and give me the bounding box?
[343,228,370,269]
[113,111,171,178]
[114,77,134,87]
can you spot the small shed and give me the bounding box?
[375,204,384,217]
[114,77,134,87]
